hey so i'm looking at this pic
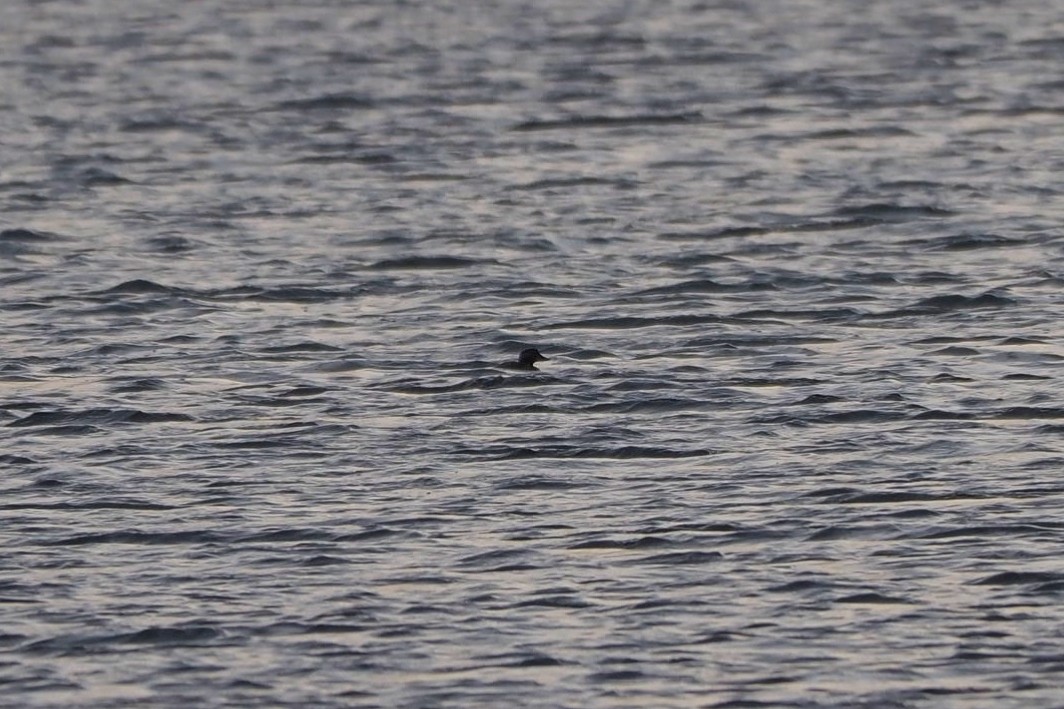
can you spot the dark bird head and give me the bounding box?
[516,348,549,370]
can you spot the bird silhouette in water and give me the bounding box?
[509,348,549,371]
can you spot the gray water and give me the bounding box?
[4,1,1064,707]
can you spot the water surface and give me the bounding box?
[4,1,1064,707]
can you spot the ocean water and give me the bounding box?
[4,1,1064,707]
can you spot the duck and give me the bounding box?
[509,348,549,371]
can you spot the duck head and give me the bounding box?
[517,348,549,369]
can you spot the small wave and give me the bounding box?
[973,571,1062,586]
[832,202,954,222]
[873,291,1017,319]
[480,652,563,668]
[915,407,1064,421]
[232,528,332,544]
[814,490,941,504]
[913,292,1016,311]
[396,172,468,183]
[648,50,766,66]
[835,592,910,604]
[544,313,724,330]
[110,377,168,393]
[813,410,907,424]
[512,111,702,132]
[625,551,723,565]
[512,595,593,609]
[274,93,373,111]
[75,167,132,186]
[508,176,639,191]
[767,579,832,593]
[729,377,824,387]
[43,530,225,546]
[102,279,177,294]
[807,524,895,540]
[214,438,296,450]
[633,279,777,296]
[803,126,916,140]
[733,306,862,322]
[927,374,974,383]
[658,225,770,241]
[387,375,556,395]
[778,216,881,232]
[334,527,402,543]
[587,669,646,683]
[368,255,489,270]
[569,536,673,550]
[243,286,356,303]
[464,445,713,460]
[144,235,196,253]
[262,342,342,354]
[494,476,585,491]
[1000,336,1048,345]
[291,152,398,165]
[581,398,712,414]
[116,625,221,645]
[277,386,329,397]
[120,115,203,132]
[930,346,981,356]
[16,425,100,436]
[8,409,193,427]
[0,227,65,255]
[566,348,616,360]
[754,409,905,425]
[793,394,845,405]
[917,524,1058,540]
[467,404,561,415]
[0,227,63,243]
[457,549,534,569]
[925,233,1021,251]
[0,454,36,465]
[2,500,175,511]
[687,334,836,348]
[993,406,1064,420]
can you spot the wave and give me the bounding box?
[916,524,1061,540]
[494,476,586,491]
[22,625,222,654]
[386,375,560,395]
[915,407,1064,421]
[831,202,953,222]
[261,343,342,354]
[0,227,65,243]
[568,536,674,550]
[8,409,193,428]
[922,233,1021,251]
[835,592,910,604]
[43,530,225,546]
[910,292,1017,312]
[508,176,639,191]
[658,225,771,241]
[2,500,175,511]
[973,571,1062,586]
[274,93,373,111]
[512,111,702,132]
[632,279,778,296]
[459,444,713,460]
[368,255,490,270]
[872,291,1017,319]
[624,551,724,565]
[545,313,725,330]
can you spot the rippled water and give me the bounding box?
[5,1,1064,707]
